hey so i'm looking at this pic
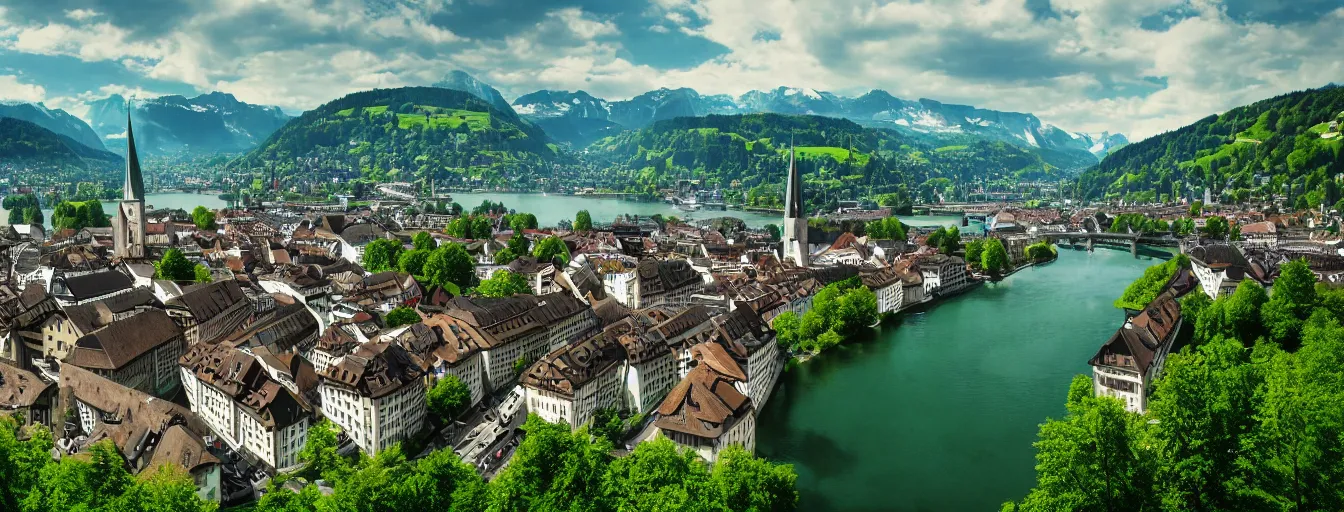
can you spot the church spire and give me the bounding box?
[124,107,145,202]
[784,137,802,218]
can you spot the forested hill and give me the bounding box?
[231,87,565,186]
[585,113,1063,210]
[0,117,122,167]
[1076,85,1344,203]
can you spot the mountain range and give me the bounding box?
[86,92,292,156]
[0,116,122,168]
[0,102,108,151]
[508,84,1129,162]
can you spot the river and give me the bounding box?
[1,192,229,231]
[755,247,1168,511]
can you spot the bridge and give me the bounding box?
[1042,232,1143,256]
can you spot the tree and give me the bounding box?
[1203,215,1230,240]
[600,437,718,511]
[926,227,946,248]
[507,230,529,255]
[385,306,420,327]
[424,243,475,291]
[866,217,907,241]
[397,249,431,277]
[426,375,471,422]
[772,311,801,351]
[1015,375,1157,512]
[1114,256,1184,311]
[492,248,519,265]
[412,231,436,251]
[191,205,216,231]
[471,215,493,239]
[981,238,1009,275]
[1190,200,1204,217]
[833,286,878,336]
[363,238,403,272]
[478,269,532,298]
[193,264,213,283]
[712,445,800,512]
[532,236,570,265]
[965,239,985,267]
[1262,258,1317,346]
[155,248,196,281]
[574,210,593,231]
[589,408,625,445]
[764,224,781,242]
[816,330,843,350]
[298,419,350,483]
[939,225,961,255]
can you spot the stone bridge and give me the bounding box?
[1042,232,1143,255]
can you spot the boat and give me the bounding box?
[675,195,701,212]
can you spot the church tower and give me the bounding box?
[113,110,146,259]
[782,145,809,267]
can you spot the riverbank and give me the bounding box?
[757,249,1169,511]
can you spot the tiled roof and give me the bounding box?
[67,309,183,370]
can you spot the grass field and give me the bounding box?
[789,146,871,166]
[1236,111,1275,141]
[397,108,490,131]
[934,145,969,153]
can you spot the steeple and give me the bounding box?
[784,141,803,218]
[124,109,145,201]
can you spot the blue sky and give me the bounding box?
[0,0,1340,140]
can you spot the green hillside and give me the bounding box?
[0,116,122,171]
[585,113,1063,211]
[232,87,566,187]
[1076,85,1344,204]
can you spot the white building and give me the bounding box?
[441,292,600,393]
[861,267,905,315]
[708,308,782,411]
[605,259,702,309]
[652,343,755,463]
[179,343,315,470]
[1187,244,1265,299]
[520,329,627,429]
[1089,292,1183,413]
[318,341,427,455]
[917,254,971,296]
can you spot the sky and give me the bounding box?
[0,0,1341,141]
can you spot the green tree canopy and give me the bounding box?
[477,269,531,297]
[412,231,436,251]
[532,236,571,265]
[424,243,475,291]
[363,238,403,272]
[426,375,471,422]
[191,205,217,231]
[155,248,197,281]
[384,306,420,327]
[574,210,593,231]
[981,238,1010,275]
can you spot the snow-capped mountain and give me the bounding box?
[0,102,107,151]
[86,92,291,156]
[433,71,517,116]
[511,90,623,145]
[510,83,1126,161]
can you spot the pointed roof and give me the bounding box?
[784,144,802,218]
[124,109,145,201]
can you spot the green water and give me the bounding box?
[449,192,981,231]
[756,248,1167,511]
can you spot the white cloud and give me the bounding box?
[65,9,99,22]
[0,0,1339,141]
[0,74,46,102]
